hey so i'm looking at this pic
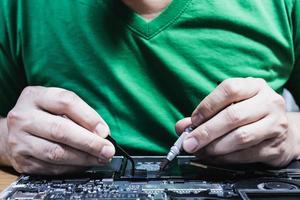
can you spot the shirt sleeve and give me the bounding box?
[286,0,300,106]
[0,0,27,116]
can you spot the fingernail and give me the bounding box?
[100,145,115,159]
[192,114,204,125]
[95,123,110,138]
[183,137,199,153]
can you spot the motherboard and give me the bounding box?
[1,156,300,199]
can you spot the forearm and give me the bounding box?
[0,117,11,166]
[287,112,300,160]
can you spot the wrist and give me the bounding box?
[287,112,300,161]
[0,117,12,166]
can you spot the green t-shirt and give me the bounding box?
[1,0,300,154]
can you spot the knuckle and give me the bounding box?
[46,144,66,162]
[8,134,31,156]
[220,79,241,98]
[278,132,288,142]
[277,146,286,156]
[7,134,17,148]
[7,136,28,157]
[199,100,215,116]
[268,147,283,160]
[49,121,67,142]
[14,164,29,174]
[21,86,38,97]
[272,94,286,108]
[11,156,28,173]
[89,119,105,133]
[224,106,242,125]
[195,126,210,142]
[278,130,288,141]
[14,165,24,174]
[201,126,210,141]
[234,129,252,145]
[270,117,288,140]
[279,116,289,130]
[57,90,78,110]
[255,78,267,86]
[277,121,288,139]
[100,125,110,138]
[85,138,100,154]
[7,110,23,127]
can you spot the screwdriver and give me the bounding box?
[159,126,194,171]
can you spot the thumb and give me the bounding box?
[175,117,192,135]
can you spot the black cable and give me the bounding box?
[107,135,135,176]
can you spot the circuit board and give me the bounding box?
[1,156,300,199]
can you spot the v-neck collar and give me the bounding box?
[113,0,192,39]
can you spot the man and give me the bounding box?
[0,0,300,175]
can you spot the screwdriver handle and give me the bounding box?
[166,126,194,161]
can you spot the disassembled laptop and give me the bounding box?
[2,135,300,199]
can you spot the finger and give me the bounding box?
[23,133,109,166]
[212,138,284,165]
[36,87,109,138]
[191,78,266,126]
[183,93,269,153]
[25,110,115,160]
[175,117,192,135]
[20,156,86,175]
[205,116,280,156]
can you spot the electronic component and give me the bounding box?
[1,156,300,199]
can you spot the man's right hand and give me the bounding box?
[5,86,115,175]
